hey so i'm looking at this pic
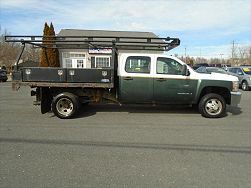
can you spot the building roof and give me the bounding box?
[56,29,180,52]
[57,29,170,52]
[58,29,159,38]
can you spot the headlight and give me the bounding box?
[232,81,239,92]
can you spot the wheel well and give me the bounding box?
[50,88,81,97]
[199,86,231,105]
[241,80,247,84]
[48,88,109,103]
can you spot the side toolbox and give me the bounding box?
[66,68,112,83]
[21,67,67,82]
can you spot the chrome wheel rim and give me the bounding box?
[242,82,247,90]
[205,99,223,116]
[56,98,73,116]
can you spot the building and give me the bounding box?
[57,29,162,69]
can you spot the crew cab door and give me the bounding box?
[153,57,197,104]
[118,55,153,103]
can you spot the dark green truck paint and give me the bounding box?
[119,77,153,103]
[119,77,233,105]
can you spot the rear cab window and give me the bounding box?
[125,56,151,74]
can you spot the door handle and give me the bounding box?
[156,78,166,81]
[124,77,133,80]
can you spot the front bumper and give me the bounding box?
[230,91,242,107]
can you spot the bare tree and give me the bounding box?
[238,46,251,65]
[0,26,41,71]
[0,27,20,70]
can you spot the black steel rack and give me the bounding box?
[5,35,180,69]
[5,35,180,89]
[5,35,180,50]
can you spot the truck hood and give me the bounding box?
[195,72,239,82]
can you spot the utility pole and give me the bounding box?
[185,47,187,64]
[219,53,224,64]
[231,40,235,66]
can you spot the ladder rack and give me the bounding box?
[5,35,180,51]
[5,35,180,72]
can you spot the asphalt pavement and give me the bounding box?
[0,82,251,188]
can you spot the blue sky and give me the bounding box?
[0,0,250,58]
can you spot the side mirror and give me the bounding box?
[182,64,190,76]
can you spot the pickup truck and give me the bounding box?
[6,35,241,119]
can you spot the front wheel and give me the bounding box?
[199,93,226,118]
[241,81,249,91]
[52,92,80,119]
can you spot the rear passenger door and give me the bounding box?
[119,56,153,103]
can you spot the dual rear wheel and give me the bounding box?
[52,92,80,119]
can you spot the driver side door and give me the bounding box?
[153,57,197,104]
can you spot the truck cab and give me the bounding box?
[117,53,241,118]
[118,53,196,104]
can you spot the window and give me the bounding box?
[77,60,84,68]
[236,68,243,75]
[63,52,85,58]
[62,52,86,68]
[228,68,236,73]
[125,56,151,73]
[91,56,111,68]
[242,67,251,75]
[65,59,72,68]
[95,57,110,68]
[156,57,183,75]
[63,52,70,58]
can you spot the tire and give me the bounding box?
[52,92,80,119]
[199,93,226,118]
[241,81,249,91]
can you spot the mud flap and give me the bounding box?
[40,87,52,114]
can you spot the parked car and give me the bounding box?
[0,69,8,82]
[227,66,251,91]
[192,63,209,70]
[196,67,228,74]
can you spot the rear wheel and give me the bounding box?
[52,92,80,119]
[241,81,249,91]
[199,93,226,118]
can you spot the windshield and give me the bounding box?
[242,67,251,75]
[207,68,226,73]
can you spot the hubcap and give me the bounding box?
[56,98,73,116]
[205,99,222,116]
[242,82,247,90]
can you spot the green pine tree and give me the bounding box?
[39,22,50,67]
[48,23,60,67]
